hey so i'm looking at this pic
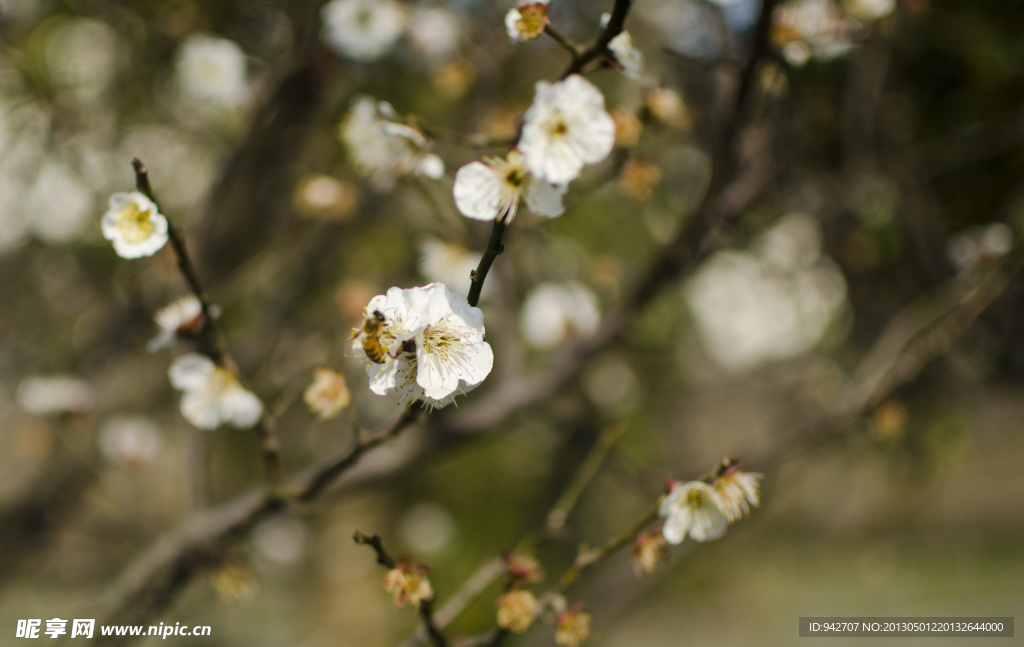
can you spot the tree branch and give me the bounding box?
[561,0,634,78]
[132,158,284,489]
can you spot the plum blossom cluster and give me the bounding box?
[658,458,763,545]
[350,282,493,408]
[453,75,615,223]
[340,96,444,187]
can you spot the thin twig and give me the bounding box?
[553,503,659,594]
[414,121,516,150]
[546,423,628,532]
[544,24,581,59]
[133,158,286,489]
[296,405,423,503]
[467,219,507,307]
[561,0,633,78]
[354,532,449,647]
[131,159,221,361]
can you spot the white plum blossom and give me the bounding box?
[505,1,550,42]
[519,281,601,350]
[352,283,493,408]
[321,0,409,62]
[101,192,169,259]
[601,13,644,80]
[659,481,729,544]
[453,150,566,223]
[175,34,249,108]
[519,75,616,185]
[340,96,444,186]
[148,295,216,351]
[168,353,263,429]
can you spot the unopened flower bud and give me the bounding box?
[503,551,545,583]
[383,559,433,607]
[644,87,690,129]
[555,605,593,647]
[496,590,538,633]
[304,367,351,419]
[506,3,549,41]
[618,160,662,200]
[629,530,668,576]
[612,108,642,148]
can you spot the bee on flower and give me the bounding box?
[352,282,493,409]
[101,191,168,259]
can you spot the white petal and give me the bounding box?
[168,353,216,391]
[222,384,263,428]
[179,390,221,429]
[367,357,401,395]
[570,111,616,165]
[418,154,445,179]
[505,9,524,41]
[661,506,691,545]
[688,503,729,542]
[453,161,502,221]
[524,178,566,218]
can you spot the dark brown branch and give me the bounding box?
[544,24,581,59]
[95,406,424,644]
[132,158,284,489]
[466,219,507,307]
[296,405,423,503]
[561,0,634,78]
[353,531,396,567]
[132,158,221,362]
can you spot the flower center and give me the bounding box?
[687,489,707,507]
[516,4,548,40]
[209,367,236,398]
[505,168,526,187]
[547,117,569,137]
[117,203,155,243]
[421,324,462,357]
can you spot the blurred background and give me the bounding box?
[1,0,1023,645]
